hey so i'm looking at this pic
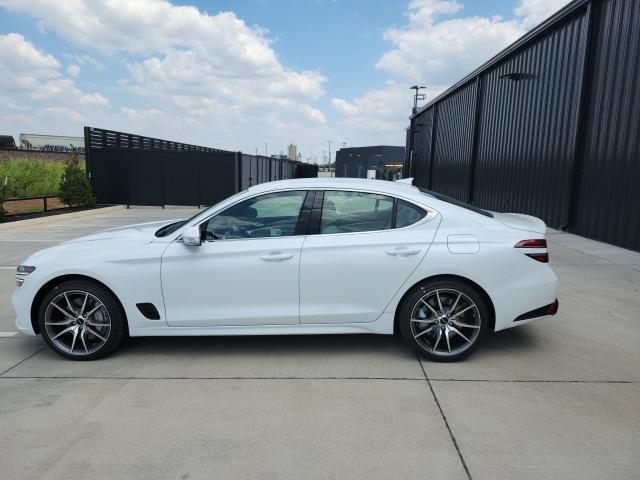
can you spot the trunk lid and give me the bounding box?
[490,212,546,234]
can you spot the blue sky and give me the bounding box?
[0,0,568,161]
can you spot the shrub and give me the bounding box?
[59,153,95,208]
[0,158,65,197]
[0,191,5,220]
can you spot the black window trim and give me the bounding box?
[308,189,432,237]
[198,189,312,242]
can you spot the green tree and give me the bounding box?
[59,153,95,208]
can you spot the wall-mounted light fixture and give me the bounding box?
[499,72,526,81]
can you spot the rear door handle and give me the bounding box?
[385,248,421,256]
[260,252,295,262]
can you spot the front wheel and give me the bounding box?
[38,280,127,360]
[399,279,490,362]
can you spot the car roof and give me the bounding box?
[247,177,421,197]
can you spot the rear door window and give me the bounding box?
[320,191,394,234]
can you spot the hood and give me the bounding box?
[490,212,546,234]
[62,219,181,244]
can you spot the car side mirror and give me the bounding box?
[181,225,201,246]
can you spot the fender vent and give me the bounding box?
[136,303,161,320]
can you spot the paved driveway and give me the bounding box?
[0,207,638,479]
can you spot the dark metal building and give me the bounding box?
[405,0,640,251]
[336,146,405,179]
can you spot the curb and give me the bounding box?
[0,205,126,232]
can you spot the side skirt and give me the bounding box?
[129,313,395,337]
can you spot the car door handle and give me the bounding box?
[260,252,295,262]
[385,248,421,256]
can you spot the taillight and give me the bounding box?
[515,239,548,263]
[514,239,547,248]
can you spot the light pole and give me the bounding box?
[410,85,427,115]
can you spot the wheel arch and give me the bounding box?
[393,274,495,334]
[30,274,128,335]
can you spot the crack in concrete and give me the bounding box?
[0,346,47,376]
[417,354,472,480]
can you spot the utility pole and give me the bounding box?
[327,140,332,166]
[264,143,268,157]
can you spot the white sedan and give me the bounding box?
[13,177,558,361]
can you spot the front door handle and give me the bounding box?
[260,252,295,262]
[385,248,421,256]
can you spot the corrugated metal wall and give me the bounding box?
[571,0,640,250]
[473,11,588,227]
[411,108,433,189]
[406,0,640,251]
[431,82,477,200]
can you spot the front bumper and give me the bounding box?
[12,283,37,336]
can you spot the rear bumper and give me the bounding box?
[514,299,559,322]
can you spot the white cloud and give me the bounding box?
[331,98,360,116]
[376,1,523,85]
[0,0,328,154]
[67,64,80,77]
[0,0,573,156]
[0,0,325,100]
[0,33,108,138]
[516,0,570,28]
[331,0,570,148]
[0,33,59,80]
[62,53,104,70]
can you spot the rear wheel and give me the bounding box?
[38,280,126,360]
[399,279,489,362]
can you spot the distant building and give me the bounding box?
[335,146,405,180]
[0,135,15,149]
[287,143,297,161]
[19,133,84,153]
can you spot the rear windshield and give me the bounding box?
[418,188,494,218]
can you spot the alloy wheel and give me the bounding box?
[43,290,111,356]
[410,288,481,357]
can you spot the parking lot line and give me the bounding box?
[0,332,18,337]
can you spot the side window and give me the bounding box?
[320,191,393,234]
[204,191,307,240]
[395,199,427,228]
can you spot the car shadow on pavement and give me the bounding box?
[120,333,413,358]
[117,327,540,360]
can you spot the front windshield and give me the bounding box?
[154,190,249,237]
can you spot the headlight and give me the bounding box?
[16,265,36,286]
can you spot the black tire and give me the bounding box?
[38,280,127,360]
[399,278,490,362]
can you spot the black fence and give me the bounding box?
[85,127,318,207]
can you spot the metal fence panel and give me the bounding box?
[199,152,238,205]
[124,150,163,206]
[86,127,316,207]
[89,149,125,204]
[163,151,199,206]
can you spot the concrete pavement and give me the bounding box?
[0,206,638,479]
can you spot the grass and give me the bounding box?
[0,158,66,198]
